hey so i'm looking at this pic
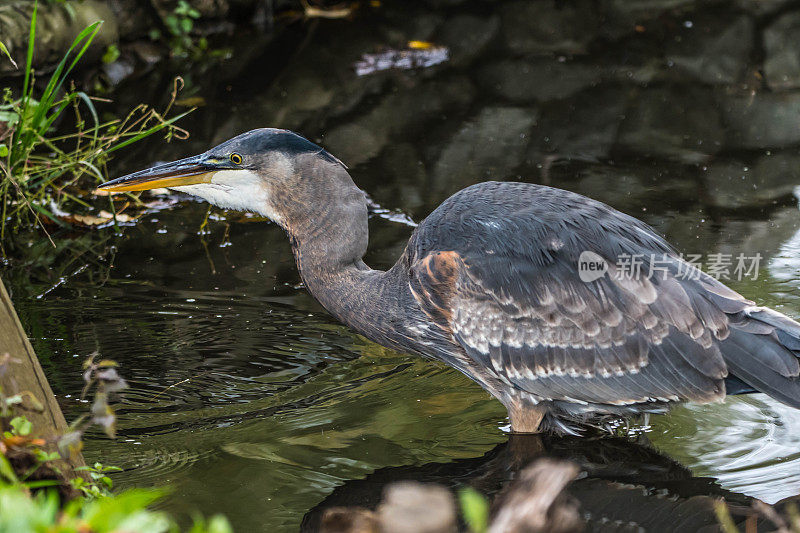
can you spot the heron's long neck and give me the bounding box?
[285,176,417,351]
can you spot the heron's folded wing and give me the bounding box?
[410,248,734,406]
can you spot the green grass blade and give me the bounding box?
[29,22,102,137]
[105,110,192,154]
[76,91,100,142]
[22,1,37,100]
[77,160,104,181]
[41,95,76,135]
[30,201,67,227]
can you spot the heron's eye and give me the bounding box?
[230,153,243,165]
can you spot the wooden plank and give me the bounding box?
[0,277,86,479]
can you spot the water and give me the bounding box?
[6,1,800,530]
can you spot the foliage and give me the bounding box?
[151,1,208,58]
[0,354,233,532]
[72,462,122,498]
[0,485,233,533]
[101,44,120,65]
[458,486,489,533]
[0,1,190,251]
[0,353,127,494]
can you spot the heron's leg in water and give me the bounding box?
[506,398,546,433]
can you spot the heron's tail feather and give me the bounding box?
[722,307,800,408]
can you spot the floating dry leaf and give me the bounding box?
[68,210,134,226]
[302,0,355,19]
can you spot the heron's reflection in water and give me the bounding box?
[302,433,797,532]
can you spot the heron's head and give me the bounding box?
[98,128,349,227]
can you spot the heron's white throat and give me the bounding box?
[171,169,282,223]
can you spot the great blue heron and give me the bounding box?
[98,128,800,433]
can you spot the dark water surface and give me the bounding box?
[7,1,800,530]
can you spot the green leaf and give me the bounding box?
[0,110,19,127]
[82,488,168,530]
[3,394,22,406]
[0,42,17,69]
[0,145,7,158]
[205,515,234,533]
[10,416,32,436]
[458,487,489,533]
[102,44,120,64]
[0,455,19,484]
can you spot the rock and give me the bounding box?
[436,14,499,66]
[616,86,724,163]
[129,41,162,66]
[499,0,601,55]
[421,0,471,7]
[704,152,800,208]
[600,40,666,85]
[702,160,756,209]
[531,85,629,160]
[600,0,697,38]
[101,59,136,87]
[752,152,800,200]
[431,106,537,190]
[665,14,754,85]
[735,0,794,15]
[108,0,156,39]
[479,59,603,103]
[379,8,443,47]
[324,76,476,167]
[377,482,456,533]
[550,161,697,214]
[764,12,800,91]
[602,0,697,18]
[374,143,427,205]
[0,1,119,74]
[213,29,390,139]
[324,123,387,168]
[572,165,654,209]
[721,92,800,149]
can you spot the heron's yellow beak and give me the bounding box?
[97,154,218,193]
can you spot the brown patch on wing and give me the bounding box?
[409,251,463,330]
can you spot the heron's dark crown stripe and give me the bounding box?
[223,128,346,169]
